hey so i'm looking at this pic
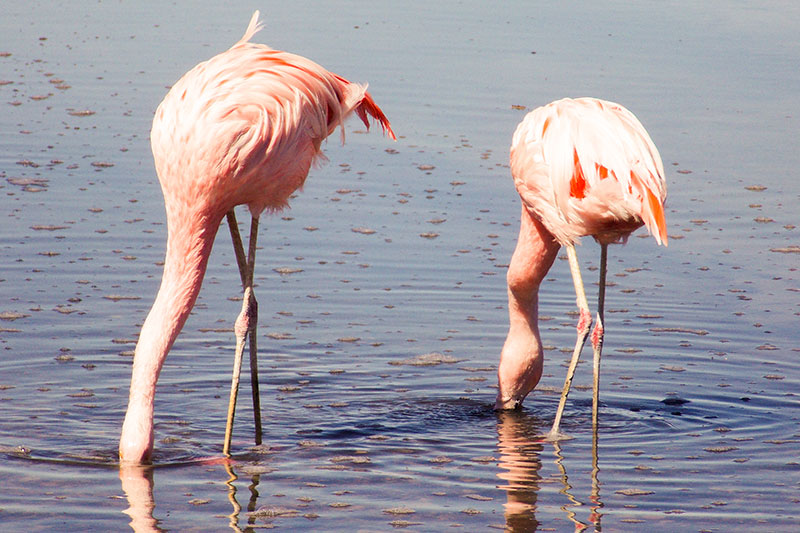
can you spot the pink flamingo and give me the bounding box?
[495,97,667,438]
[119,11,395,463]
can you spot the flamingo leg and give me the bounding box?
[548,244,592,439]
[223,211,262,456]
[245,217,263,446]
[591,244,607,431]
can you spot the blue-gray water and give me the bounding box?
[1,1,798,531]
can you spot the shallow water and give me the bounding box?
[2,1,799,531]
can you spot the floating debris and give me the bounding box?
[389,352,461,366]
[103,295,141,302]
[7,177,49,192]
[351,227,376,235]
[274,267,303,275]
[649,327,709,336]
[704,446,739,454]
[0,311,30,321]
[616,488,655,496]
[389,520,422,528]
[383,507,415,515]
[661,397,689,406]
[30,225,67,231]
[330,455,371,465]
[249,506,299,518]
[770,246,800,254]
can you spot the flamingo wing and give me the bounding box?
[151,10,394,216]
[510,97,667,246]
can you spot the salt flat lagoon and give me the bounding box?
[1,1,798,530]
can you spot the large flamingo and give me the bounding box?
[495,97,666,438]
[119,11,395,463]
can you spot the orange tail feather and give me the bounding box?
[355,92,396,141]
[646,188,668,246]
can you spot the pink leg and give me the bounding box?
[548,244,592,440]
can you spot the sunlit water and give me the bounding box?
[2,1,799,531]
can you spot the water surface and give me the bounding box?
[1,1,799,531]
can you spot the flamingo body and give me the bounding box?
[510,97,666,247]
[120,12,394,463]
[497,97,666,427]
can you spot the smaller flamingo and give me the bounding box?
[119,12,394,463]
[495,97,667,438]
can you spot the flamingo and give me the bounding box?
[119,11,395,464]
[495,97,667,438]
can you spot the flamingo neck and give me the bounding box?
[119,212,219,463]
[496,210,560,409]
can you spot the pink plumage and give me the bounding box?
[510,97,667,247]
[151,12,394,218]
[497,97,667,438]
[120,11,394,463]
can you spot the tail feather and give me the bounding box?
[355,92,396,141]
[645,187,668,246]
[238,11,264,45]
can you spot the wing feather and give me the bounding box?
[510,97,667,246]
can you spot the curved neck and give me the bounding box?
[496,208,560,409]
[120,211,220,462]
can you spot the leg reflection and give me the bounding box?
[224,461,262,532]
[496,410,544,531]
[553,441,588,531]
[589,420,603,529]
[551,428,604,531]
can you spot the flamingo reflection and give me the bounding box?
[496,409,604,531]
[120,459,262,532]
[119,464,162,532]
[495,410,544,530]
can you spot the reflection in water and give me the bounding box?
[224,461,262,532]
[552,424,603,531]
[120,411,604,531]
[496,410,605,532]
[119,465,162,532]
[590,423,603,529]
[120,460,263,532]
[495,411,544,531]
[553,441,586,531]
